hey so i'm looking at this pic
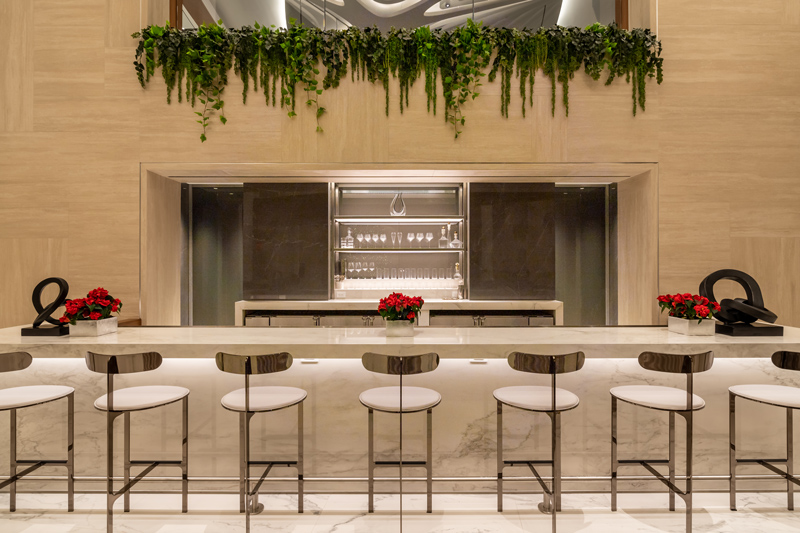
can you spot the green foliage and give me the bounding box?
[133,21,663,141]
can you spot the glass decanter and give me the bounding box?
[449,231,463,249]
[438,226,449,248]
[453,262,464,299]
[345,228,354,249]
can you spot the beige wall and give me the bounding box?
[1,0,799,327]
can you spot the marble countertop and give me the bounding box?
[2,325,799,360]
[235,299,564,310]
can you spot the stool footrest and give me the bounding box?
[129,460,182,466]
[743,459,800,487]
[114,461,161,498]
[374,460,427,467]
[0,461,47,490]
[630,460,688,498]
[618,459,669,465]
[504,460,552,466]
[737,458,788,464]
[249,461,297,467]
[16,459,68,465]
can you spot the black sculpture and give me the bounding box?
[21,277,70,337]
[699,269,783,337]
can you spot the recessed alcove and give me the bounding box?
[140,162,658,326]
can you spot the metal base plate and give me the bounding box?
[715,323,784,337]
[21,325,69,337]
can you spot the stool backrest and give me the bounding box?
[638,351,714,374]
[508,351,585,375]
[85,351,162,374]
[0,352,32,373]
[215,352,293,375]
[772,351,800,372]
[362,352,439,376]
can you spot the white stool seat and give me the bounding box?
[611,385,705,411]
[0,385,74,410]
[359,386,441,413]
[730,384,800,409]
[493,385,580,412]
[221,386,307,412]
[94,385,190,412]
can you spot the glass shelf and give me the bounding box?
[334,248,464,253]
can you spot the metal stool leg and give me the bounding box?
[550,411,557,533]
[9,408,16,512]
[669,411,676,512]
[729,392,737,511]
[611,396,618,512]
[107,410,121,533]
[67,392,75,513]
[426,408,433,514]
[684,410,693,533]
[554,411,562,513]
[497,400,503,512]
[368,408,375,513]
[123,412,131,513]
[239,412,246,513]
[245,411,251,533]
[298,401,304,514]
[181,396,189,513]
[788,407,794,511]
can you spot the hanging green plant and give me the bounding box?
[133,20,663,141]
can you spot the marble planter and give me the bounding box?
[668,316,715,336]
[385,319,414,337]
[69,316,117,337]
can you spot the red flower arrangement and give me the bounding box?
[378,292,424,324]
[60,287,123,325]
[657,293,720,323]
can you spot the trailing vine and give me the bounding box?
[133,20,663,141]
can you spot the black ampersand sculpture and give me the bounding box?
[698,269,783,337]
[21,277,71,337]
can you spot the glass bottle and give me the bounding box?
[449,231,463,249]
[453,262,464,299]
[345,228,354,249]
[438,226,449,248]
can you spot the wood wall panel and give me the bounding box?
[1,0,800,327]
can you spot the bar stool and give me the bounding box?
[216,352,305,533]
[495,351,585,532]
[730,350,800,511]
[610,350,714,533]
[360,352,440,514]
[0,351,74,512]
[85,351,189,533]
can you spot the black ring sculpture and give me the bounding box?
[698,269,777,325]
[31,277,70,328]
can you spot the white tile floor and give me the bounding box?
[0,492,799,532]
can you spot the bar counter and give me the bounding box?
[1,324,799,496]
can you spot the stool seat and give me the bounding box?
[359,386,441,413]
[730,384,800,409]
[611,385,705,411]
[0,385,74,411]
[494,385,579,412]
[221,386,307,412]
[94,385,190,412]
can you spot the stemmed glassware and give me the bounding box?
[356,233,364,248]
[355,262,362,278]
[371,233,379,248]
[425,232,434,248]
[364,233,372,248]
[416,232,424,247]
[369,262,375,278]
[380,234,387,247]
[407,232,415,248]
[390,232,396,247]
[346,261,354,279]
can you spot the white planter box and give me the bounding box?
[385,320,415,337]
[69,317,118,337]
[668,316,715,336]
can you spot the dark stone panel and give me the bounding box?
[469,183,556,300]
[243,183,329,300]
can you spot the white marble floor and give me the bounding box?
[0,492,798,533]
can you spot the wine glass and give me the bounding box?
[364,233,372,248]
[372,233,379,248]
[426,232,434,248]
[369,262,375,278]
[416,232,424,247]
[347,261,354,279]
[356,233,364,248]
[380,234,387,247]
[355,262,362,278]
[390,232,396,247]
[407,232,415,248]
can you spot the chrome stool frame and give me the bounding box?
[730,350,800,511]
[496,351,585,533]
[361,352,440,514]
[611,351,714,533]
[86,351,189,533]
[0,351,74,512]
[216,352,305,533]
